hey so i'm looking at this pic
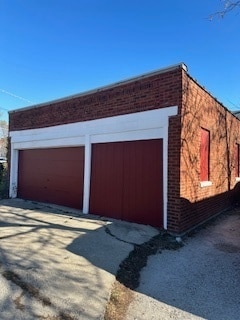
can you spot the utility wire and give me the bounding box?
[0,88,35,104]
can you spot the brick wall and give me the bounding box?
[167,114,182,231]
[172,70,240,234]
[9,68,182,131]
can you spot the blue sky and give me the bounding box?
[1,0,240,122]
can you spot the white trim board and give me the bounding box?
[9,106,178,230]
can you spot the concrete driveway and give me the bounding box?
[1,199,239,320]
[0,198,158,320]
[126,209,240,320]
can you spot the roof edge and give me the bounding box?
[183,70,240,121]
[9,62,187,114]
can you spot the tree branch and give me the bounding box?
[210,0,240,19]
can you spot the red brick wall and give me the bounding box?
[167,114,182,231]
[9,69,182,131]
[171,71,240,234]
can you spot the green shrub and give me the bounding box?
[0,164,9,199]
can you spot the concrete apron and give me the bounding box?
[0,198,159,320]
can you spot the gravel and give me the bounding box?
[126,210,240,320]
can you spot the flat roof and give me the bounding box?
[9,62,187,114]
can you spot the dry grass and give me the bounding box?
[104,281,134,320]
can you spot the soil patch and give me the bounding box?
[104,232,182,320]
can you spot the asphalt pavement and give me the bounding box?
[126,209,240,320]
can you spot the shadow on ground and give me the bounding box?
[0,198,158,320]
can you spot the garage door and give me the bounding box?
[90,139,163,227]
[18,147,84,209]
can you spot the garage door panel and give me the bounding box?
[90,143,123,218]
[122,140,163,227]
[18,147,84,209]
[90,139,163,228]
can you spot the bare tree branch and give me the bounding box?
[210,0,240,19]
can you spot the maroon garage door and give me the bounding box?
[18,147,84,209]
[90,139,163,227]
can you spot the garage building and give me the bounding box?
[9,63,240,235]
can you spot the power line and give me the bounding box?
[0,88,35,104]
[227,99,240,110]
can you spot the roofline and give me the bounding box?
[9,62,187,114]
[183,70,240,122]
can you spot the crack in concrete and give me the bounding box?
[13,292,25,311]
[104,225,138,246]
[2,269,52,306]
[1,268,76,320]
[104,231,183,319]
